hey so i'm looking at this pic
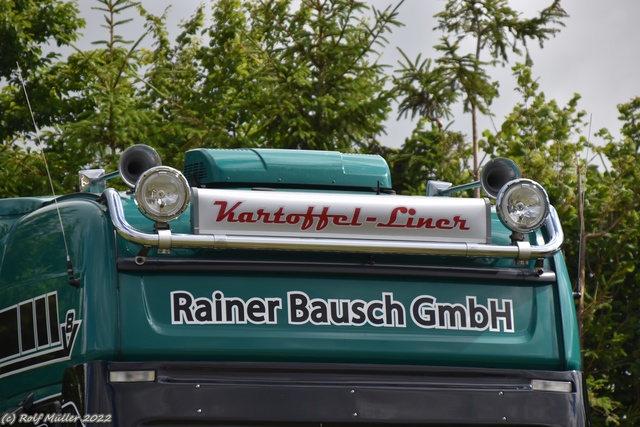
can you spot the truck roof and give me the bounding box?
[183,148,392,191]
[0,197,51,216]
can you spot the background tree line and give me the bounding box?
[1,0,639,424]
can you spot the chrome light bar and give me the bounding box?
[103,188,563,262]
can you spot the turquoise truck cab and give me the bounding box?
[0,145,588,426]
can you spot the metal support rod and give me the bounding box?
[102,188,563,261]
[436,181,481,196]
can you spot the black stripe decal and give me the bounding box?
[0,292,81,378]
[19,301,35,353]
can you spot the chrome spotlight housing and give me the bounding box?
[134,166,190,223]
[496,179,550,234]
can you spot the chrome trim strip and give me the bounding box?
[103,188,563,261]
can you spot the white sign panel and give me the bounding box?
[191,189,490,244]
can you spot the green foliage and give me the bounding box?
[0,0,84,196]
[0,0,156,194]
[39,0,160,188]
[434,0,566,67]
[1,0,402,196]
[432,37,499,117]
[136,0,403,164]
[482,64,586,204]
[0,0,84,80]
[237,0,401,151]
[143,0,256,153]
[390,120,471,195]
[395,0,567,181]
[134,2,213,168]
[484,66,640,425]
[481,63,586,295]
[577,97,640,425]
[0,144,55,196]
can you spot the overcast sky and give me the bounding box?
[385,1,640,145]
[377,0,640,149]
[79,0,640,150]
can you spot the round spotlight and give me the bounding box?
[134,166,190,222]
[496,179,550,233]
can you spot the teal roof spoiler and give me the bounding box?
[183,148,392,191]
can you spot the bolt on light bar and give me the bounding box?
[103,186,564,261]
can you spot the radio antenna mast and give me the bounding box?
[16,63,81,287]
[576,113,592,333]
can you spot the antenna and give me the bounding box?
[16,63,81,288]
[575,114,592,332]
